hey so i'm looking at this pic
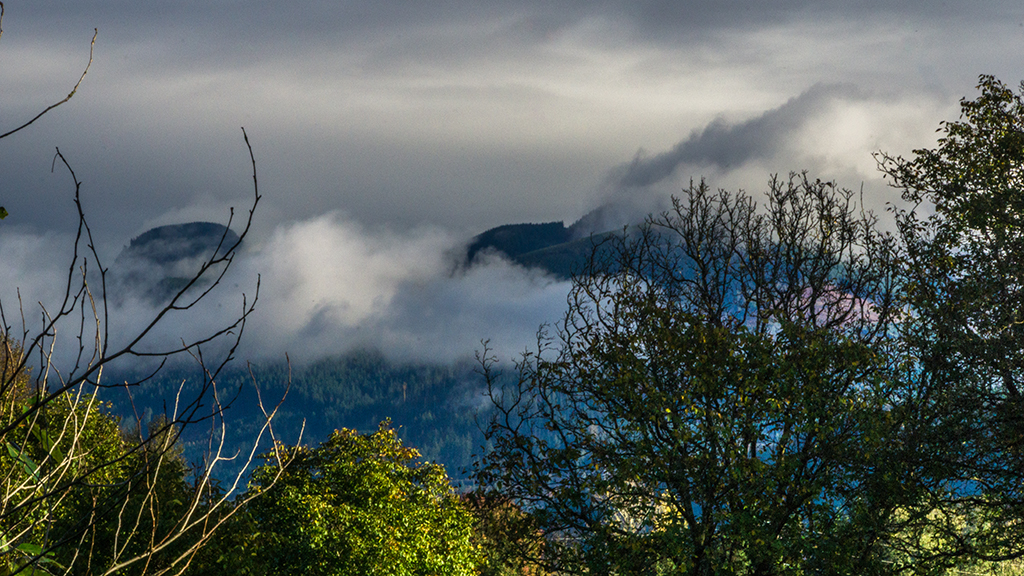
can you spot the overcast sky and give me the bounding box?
[1,1,1022,363]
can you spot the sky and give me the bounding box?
[1,1,1023,365]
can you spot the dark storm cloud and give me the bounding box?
[11,0,1019,65]
[610,84,856,190]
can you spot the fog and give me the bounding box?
[0,214,571,370]
[0,83,961,370]
[229,213,571,363]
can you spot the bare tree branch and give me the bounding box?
[0,131,292,576]
[0,27,97,141]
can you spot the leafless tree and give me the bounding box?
[0,7,295,574]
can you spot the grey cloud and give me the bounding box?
[0,213,568,368]
[1,0,1020,377]
[208,214,569,364]
[2,0,1018,246]
[613,0,1019,38]
[609,84,858,190]
[11,1,1019,61]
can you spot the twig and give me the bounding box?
[0,27,97,140]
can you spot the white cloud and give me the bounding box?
[73,213,571,366]
[233,215,570,364]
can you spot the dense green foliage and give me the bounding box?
[0,356,204,575]
[472,75,1024,575]
[465,493,553,576]
[877,74,1024,566]
[882,75,1024,400]
[475,175,909,575]
[194,422,479,576]
[3,346,484,576]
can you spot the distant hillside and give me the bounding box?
[111,221,240,303]
[105,352,492,482]
[119,222,239,265]
[464,220,622,279]
[465,222,571,263]
[513,231,620,279]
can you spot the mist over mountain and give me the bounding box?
[118,222,239,265]
[462,203,643,279]
[110,222,240,304]
[105,213,630,480]
[91,215,576,480]
[465,221,572,264]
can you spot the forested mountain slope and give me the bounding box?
[107,352,491,481]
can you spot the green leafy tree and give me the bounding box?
[878,74,1024,566]
[474,175,913,575]
[1,395,125,574]
[45,416,201,576]
[464,493,551,576]
[0,385,202,576]
[207,422,479,576]
[881,74,1024,402]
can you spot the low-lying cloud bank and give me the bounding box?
[230,213,571,364]
[0,213,572,370]
[0,84,950,372]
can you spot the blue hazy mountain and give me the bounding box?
[120,222,239,265]
[465,221,572,264]
[111,222,240,303]
[464,216,621,279]
[107,351,492,482]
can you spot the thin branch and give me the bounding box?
[0,128,286,576]
[0,27,97,140]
